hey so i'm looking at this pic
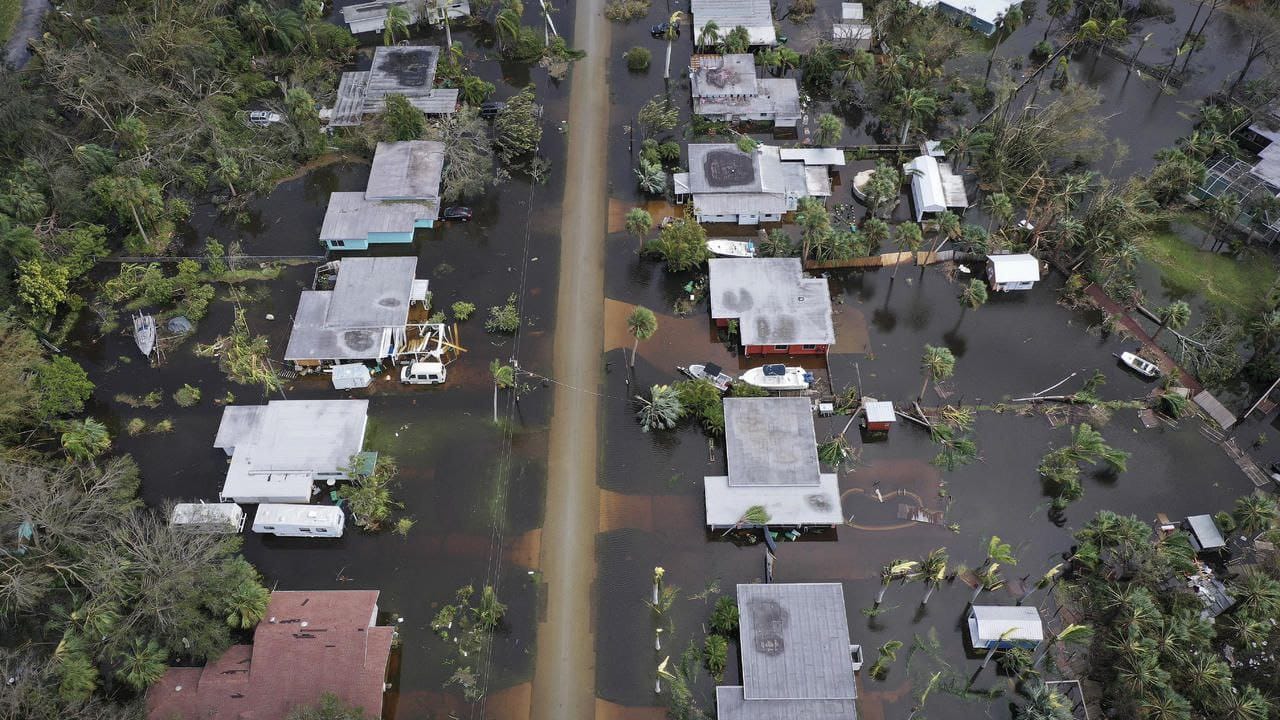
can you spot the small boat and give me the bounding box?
[132,312,156,357]
[1118,351,1160,378]
[680,363,733,391]
[706,239,757,258]
[740,364,813,391]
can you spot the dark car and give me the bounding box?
[480,101,506,119]
[441,207,473,222]
[650,21,677,38]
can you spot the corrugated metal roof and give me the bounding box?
[904,155,946,220]
[841,2,864,20]
[939,0,1021,26]
[724,397,820,487]
[694,192,792,217]
[365,141,445,200]
[967,605,1044,646]
[987,254,1041,283]
[737,583,858,701]
[709,258,835,346]
[1192,391,1237,430]
[340,0,421,33]
[691,0,776,45]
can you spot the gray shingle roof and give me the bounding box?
[737,583,858,701]
[708,258,835,346]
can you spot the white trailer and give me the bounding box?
[170,502,246,533]
[252,504,346,538]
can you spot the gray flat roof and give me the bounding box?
[691,0,776,45]
[691,54,759,99]
[366,141,445,200]
[217,400,369,482]
[284,257,420,361]
[716,686,857,720]
[368,45,439,99]
[725,397,819,487]
[689,144,764,193]
[737,583,857,701]
[1186,514,1226,550]
[709,258,835,346]
[214,406,266,450]
[704,473,843,527]
[320,193,438,242]
[695,78,801,120]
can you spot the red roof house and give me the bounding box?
[147,590,394,720]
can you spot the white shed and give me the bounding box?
[170,503,246,533]
[967,605,1044,649]
[252,504,346,538]
[986,254,1042,291]
[331,363,373,390]
[903,156,947,221]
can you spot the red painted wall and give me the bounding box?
[744,344,828,356]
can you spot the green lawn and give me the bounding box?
[1137,217,1275,316]
[0,0,19,46]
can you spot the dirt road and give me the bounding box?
[528,0,610,718]
[3,0,49,68]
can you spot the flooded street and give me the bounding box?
[529,0,610,717]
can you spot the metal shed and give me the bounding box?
[986,254,1041,291]
[1184,514,1226,552]
[864,400,895,431]
[967,605,1044,649]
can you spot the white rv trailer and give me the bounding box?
[170,502,246,533]
[251,504,346,538]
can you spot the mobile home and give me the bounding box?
[252,504,346,538]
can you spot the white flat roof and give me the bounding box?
[705,473,843,526]
[841,2,864,20]
[779,148,847,166]
[171,503,244,526]
[987,254,1041,283]
[968,605,1044,647]
[254,503,345,525]
[708,258,835,347]
[864,401,895,423]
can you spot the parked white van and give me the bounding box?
[251,504,346,538]
[170,502,246,533]
[400,361,446,385]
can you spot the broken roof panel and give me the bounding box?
[709,258,835,347]
[691,54,759,98]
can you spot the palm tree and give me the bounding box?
[977,535,1015,575]
[876,559,919,604]
[1235,494,1279,536]
[1032,623,1091,668]
[980,627,1018,670]
[491,359,516,422]
[1233,571,1280,618]
[60,418,110,464]
[918,344,956,401]
[958,279,989,311]
[940,127,991,171]
[626,306,658,367]
[837,49,876,86]
[1019,563,1063,605]
[238,0,272,52]
[636,159,666,195]
[815,113,843,146]
[382,4,411,44]
[115,638,167,691]
[224,576,271,629]
[697,19,720,48]
[636,384,683,431]
[625,208,653,251]
[1018,681,1074,720]
[663,11,684,81]
[1043,0,1072,40]
[892,223,922,278]
[983,192,1014,234]
[495,8,520,51]
[1204,194,1240,251]
[862,217,890,251]
[894,88,938,145]
[917,547,948,604]
[1152,300,1190,340]
[1219,684,1272,720]
[986,6,1025,82]
[970,562,1003,603]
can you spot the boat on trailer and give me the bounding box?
[680,363,733,391]
[133,313,156,357]
[740,364,813,391]
[1118,351,1160,378]
[706,239,757,258]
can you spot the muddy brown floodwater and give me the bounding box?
[529,0,610,718]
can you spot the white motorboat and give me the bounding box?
[740,364,812,391]
[1118,351,1160,378]
[680,363,733,391]
[133,312,156,357]
[706,239,757,258]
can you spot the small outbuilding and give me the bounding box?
[967,605,1044,650]
[903,155,968,221]
[986,254,1042,291]
[863,400,896,432]
[1184,514,1227,553]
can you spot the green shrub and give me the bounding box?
[451,301,476,320]
[173,384,201,407]
[126,418,147,435]
[485,294,521,334]
[33,356,94,419]
[604,0,650,21]
[625,46,651,72]
[704,634,728,681]
[710,595,739,634]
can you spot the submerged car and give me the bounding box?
[441,206,473,222]
[650,21,677,38]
